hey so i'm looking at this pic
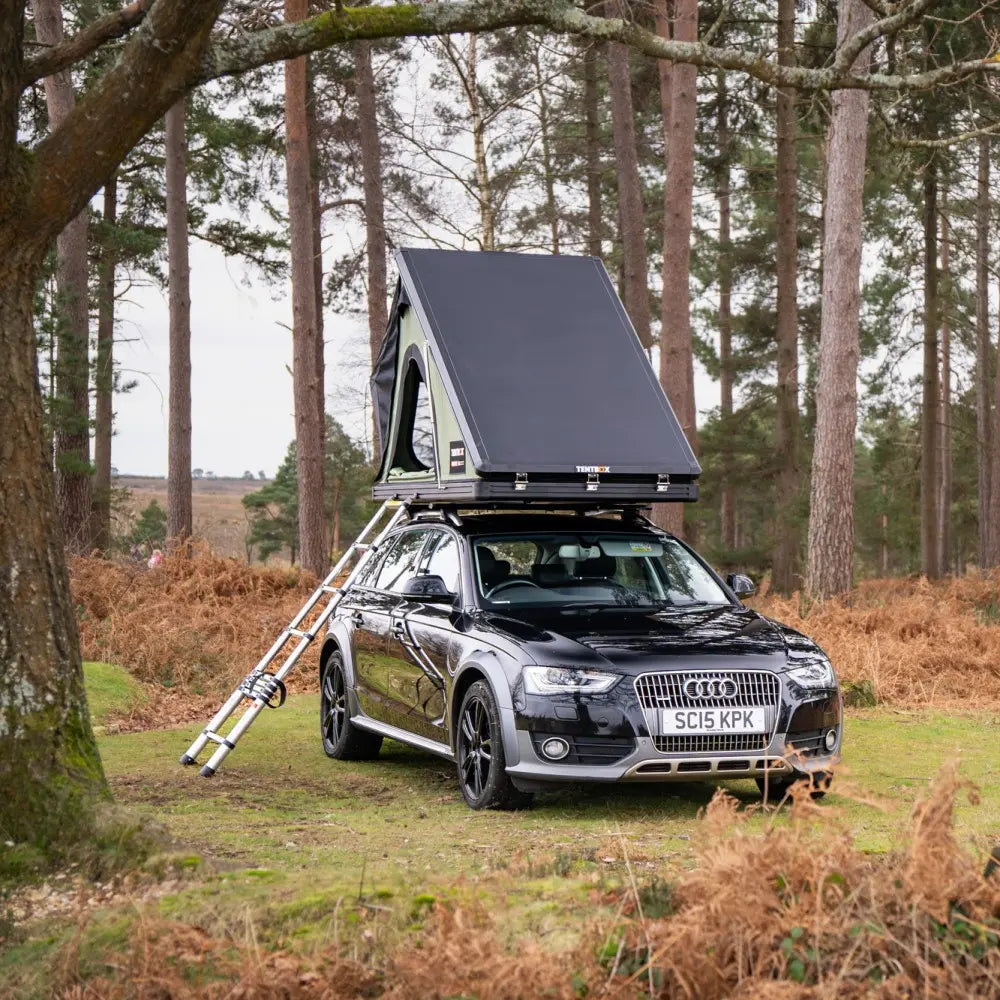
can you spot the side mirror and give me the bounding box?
[402,574,454,601]
[726,573,756,598]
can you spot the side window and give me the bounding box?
[374,529,429,593]
[353,544,388,589]
[422,532,461,595]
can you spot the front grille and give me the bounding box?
[635,670,779,710]
[655,733,768,754]
[636,670,780,756]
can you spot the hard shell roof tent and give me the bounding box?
[371,248,701,505]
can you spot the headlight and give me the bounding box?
[786,658,837,689]
[521,666,620,695]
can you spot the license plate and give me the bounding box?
[661,707,766,735]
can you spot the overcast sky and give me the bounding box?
[112,237,371,479]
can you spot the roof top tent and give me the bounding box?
[370,248,701,505]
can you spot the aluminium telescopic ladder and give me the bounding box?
[179,500,408,776]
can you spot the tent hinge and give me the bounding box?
[656,474,671,493]
[586,473,600,492]
[515,473,528,491]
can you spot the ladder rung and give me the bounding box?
[206,730,234,748]
[355,543,371,552]
[287,627,313,639]
[321,586,340,595]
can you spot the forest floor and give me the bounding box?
[1,665,998,998]
[3,559,1000,997]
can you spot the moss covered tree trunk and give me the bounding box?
[0,244,108,846]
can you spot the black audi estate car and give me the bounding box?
[318,508,841,809]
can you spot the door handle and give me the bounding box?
[350,611,364,627]
[391,623,407,640]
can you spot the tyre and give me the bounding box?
[320,652,383,760]
[756,771,831,803]
[455,680,532,810]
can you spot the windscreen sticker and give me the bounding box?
[628,542,653,553]
[449,441,466,475]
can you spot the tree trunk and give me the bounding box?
[285,0,325,576]
[605,1,652,350]
[306,67,328,558]
[533,44,559,254]
[975,136,992,568]
[166,98,193,546]
[805,0,874,599]
[33,0,91,554]
[91,174,117,553]
[355,39,389,454]
[938,197,951,574]
[464,34,495,250]
[989,273,1000,567]
[0,246,108,848]
[655,0,698,535]
[771,0,800,594]
[582,41,603,259]
[716,68,735,554]
[921,159,940,579]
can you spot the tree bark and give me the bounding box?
[33,0,91,555]
[938,196,951,575]
[806,0,874,600]
[582,41,603,259]
[716,68,735,553]
[355,39,389,454]
[771,0,800,594]
[989,274,1000,567]
[285,0,325,576]
[605,1,652,350]
[920,158,940,579]
[467,35,494,250]
[655,0,698,535]
[532,43,559,254]
[165,98,193,546]
[0,248,108,847]
[91,174,117,553]
[975,136,992,568]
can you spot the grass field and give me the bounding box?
[2,664,998,998]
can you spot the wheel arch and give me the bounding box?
[450,654,519,766]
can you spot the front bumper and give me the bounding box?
[506,674,841,788]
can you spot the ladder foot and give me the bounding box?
[179,753,196,766]
[200,764,216,777]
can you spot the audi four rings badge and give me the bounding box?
[684,677,739,699]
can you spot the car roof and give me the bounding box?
[410,511,668,537]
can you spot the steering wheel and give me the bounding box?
[486,579,543,598]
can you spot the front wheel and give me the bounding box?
[455,681,532,810]
[320,652,382,760]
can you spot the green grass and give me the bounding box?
[82,662,146,729]
[2,670,999,997]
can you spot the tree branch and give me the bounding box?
[199,0,1000,93]
[832,0,938,76]
[22,0,153,87]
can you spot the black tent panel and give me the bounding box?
[373,248,701,505]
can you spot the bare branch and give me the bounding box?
[199,0,1000,93]
[22,0,153,87]
[832,0,938,76]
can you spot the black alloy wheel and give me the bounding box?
[455,680,532,810]
[320,652,382,760]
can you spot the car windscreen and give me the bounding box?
[472,533,730,609]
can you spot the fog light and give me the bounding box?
[541,737,569,760]
[824,729,838,751]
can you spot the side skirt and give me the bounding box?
[351,715,454,761]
